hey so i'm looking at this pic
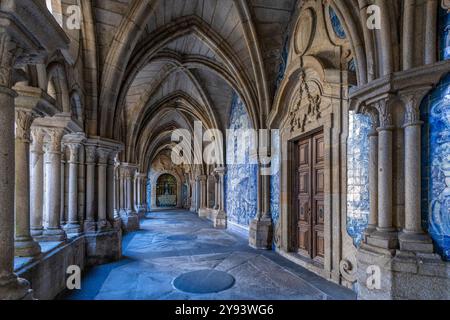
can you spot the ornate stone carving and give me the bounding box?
[442,0,450,12]
[361,105,380,132]
[289,70,322,133]
[0,33,17,88]
[45,128,64,153]
[15,109,36,142]
[85,146,97,164]
[339,259,357,283]
[375,99,393,129]
[66,144,80,163]
[30,127,46,152]
[97,148,110,165]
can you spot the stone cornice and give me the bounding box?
[349,60,450,112]
[85,136,125,154]
[32,112,82,134]
[13,85,59,117]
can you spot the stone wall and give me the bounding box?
[16,230,122,300]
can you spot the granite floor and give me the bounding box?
[64,210,356,300]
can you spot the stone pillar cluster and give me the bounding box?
[134,172,148,218]
[185,167,226,229]
[115,163,140,231]
[361,93,433,252]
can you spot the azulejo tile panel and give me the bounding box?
[422,73,450,261]
[347,111,371,246]
[225,94,258,228]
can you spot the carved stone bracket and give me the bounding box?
[289,70,322,133]
[15,109,36,142]
[339,259,357,283]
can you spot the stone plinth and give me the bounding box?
[357,245,450,300]
[212,210,227,229]
[120,214,140,232]
[249,219,273,250]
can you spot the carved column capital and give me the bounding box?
[97,148,110,165]
[85,146,97,164]
[374,98,394,130]
[44,128,65,153]
[361,104,380,134]
[399,88,431,127]
[65,143,80,163]
[30,127,46,153]
[0,33,19,88]
[15,109,36,142]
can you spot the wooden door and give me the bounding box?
[295,131,325,263]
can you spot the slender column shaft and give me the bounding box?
[107,154,117,222]
[30,128,45,236]
[368,131,379,230]
[402,0,415,70]
[60,153,65,225]
[404,123,422,232]
[64,143,81,234]
[43,128,66,241]
[0,86,17,283]
[84,146,96,231]
[424,0,438,64]
[97,149,109,230]
[15,110,42,256]
[377,127,394,231]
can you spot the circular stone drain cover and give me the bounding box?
[167,235,198,241]
[173,270,235,294]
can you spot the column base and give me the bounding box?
[365,229,399,250]
[213,210,227,229]
[399,231,434,253]
[30,227,43,237]
[83,220,97,233]
[96,220,112,232]
[0,274,33,300]
[137,208,146,219]
[64,223,82,235]
[14,237,41,257]
[40,228,67,242]
[249,218,273,250]
[121,213,139,232]
[357,245,449,300]
[198,208,209,218]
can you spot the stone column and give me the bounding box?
[214,175,219,210]
[14,109,41,257]
[107,152,118,224]
[0,34,33,300]
[97,148,111,231]
[42,128,66,241]
[121,164,139,231]
[84,146,97,232]
[398,92,434,252]
[190,179,196,212]
[114,163,120,219]
[367,99,397,249]
[213,167,227,229]
[63,140,83,235]
[30,128,45,237]
[198,175,208,217]
[60,149,66,226]
[249,163,273,249]
[364,108,379,237]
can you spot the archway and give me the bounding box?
[155,174,177,208]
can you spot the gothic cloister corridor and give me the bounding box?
[1,0,450,304]
[63,210,355,300]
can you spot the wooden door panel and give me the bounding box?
[295,130,325,264]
